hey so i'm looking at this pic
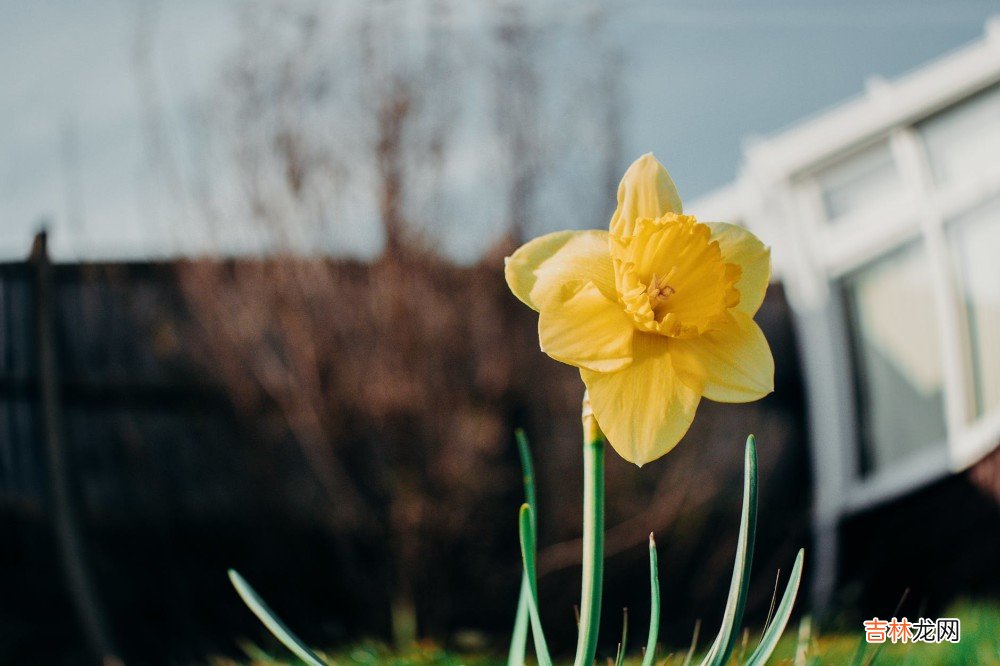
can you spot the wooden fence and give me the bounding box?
[0,234,266,663]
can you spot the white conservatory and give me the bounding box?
[690,18,1000,606]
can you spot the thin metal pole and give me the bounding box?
[33,230,118,662]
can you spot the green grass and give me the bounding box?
[216,599,1000,665]
[768,599,1000,666]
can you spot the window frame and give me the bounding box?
[787,113,1000,516]
[810,138,907,226]
[839,239,949,480]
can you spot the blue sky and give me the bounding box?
[1,1,997,261]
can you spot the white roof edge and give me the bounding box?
[745,16,1000,178]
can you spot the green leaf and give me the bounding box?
[850,635,869,666]
[509,429,539,666]
[794,614,812,666]
[614,608,629,666]
[746,549,805,666]
[860,589,909,666]
[519,503,552,666]
[228,569,326,666]
[641,533,661,666]
[682,620,701,666]
[516,429,538,531]
[701,435,759,666]
[847,589,910,666]
[759,568,782,642]
[508,581,531,666]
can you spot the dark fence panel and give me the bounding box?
[0,262,42,505]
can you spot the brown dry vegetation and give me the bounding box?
[170,245,809,648]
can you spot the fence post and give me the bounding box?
[32,231,120,663]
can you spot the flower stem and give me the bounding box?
[574,430,605,666]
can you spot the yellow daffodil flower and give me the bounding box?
[505,154,773,465]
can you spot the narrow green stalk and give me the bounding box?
[573,433,605,666]
[515,429,538,519]
[641,533,660,666]
[703,436,758,666]
[614,608,628,666]
[228,570,326,666]
[683,621,701,666]
[508,581,530,666]
[509,430,539,666]
[519,504,552,666]
[794,615,812,666]
[746,549,805,666]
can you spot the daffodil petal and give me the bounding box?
[538,281,634,372]
[706,222,770,316]
[609,154,683,239]
[504,230,615,311]
[669,311,774,403]
[581,333,700,466]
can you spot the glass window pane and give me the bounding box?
[842,242,947,474]
[816,141,902,221]
[949,195,1000,416]
[919,85,1000,187]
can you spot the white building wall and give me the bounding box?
[689,17,1000,608]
